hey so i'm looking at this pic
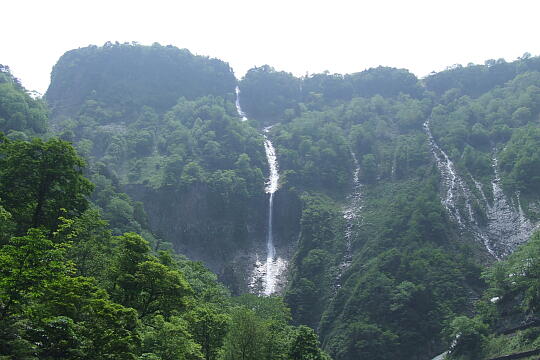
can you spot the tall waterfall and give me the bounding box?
[234,85,285,295]
[263,127,280,295]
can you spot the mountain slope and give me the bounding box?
[45,45,540,359]
[45,43,275,291]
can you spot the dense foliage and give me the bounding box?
[46,44,270,270]
[238,65,422,124]
[269,93,484,359]
[46,42,237,116]
[7,44,540,360]
[0,65,47,136]
[0,135,329,359]
[0,135,93,235]
[239,65,301,123]
[446,231,540,360]
[424,54,540,97]
[238,53,540,359]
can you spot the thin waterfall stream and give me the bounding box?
[235,86,285,295]
[235,86,248,122]
[423,118,499,258]
[331,149,364,297]
[341,151,363,270]
[263,127,280,295]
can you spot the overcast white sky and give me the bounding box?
[1,0,539,94]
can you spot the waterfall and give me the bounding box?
[424,119,466,225]
[423,119,475,225]
[483,154,535,256]
[424,119,538,258]
[423,119,499,258]
[341,151,363,267]
[333,150,364,294]
[235,86,248,122]
[262,127,280,295]
[234,86,285,295]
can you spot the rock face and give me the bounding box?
[124,183,264,270]
[424,118,537,259]
[476,156,536,257]
[123,182,301,292]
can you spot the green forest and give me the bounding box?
[2,43,540,359]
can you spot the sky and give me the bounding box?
[2,0,540,94]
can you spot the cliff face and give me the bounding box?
[123,183,301,292]
[123,183,262,269]
[424,118,538,260]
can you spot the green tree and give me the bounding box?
[0,229,68,319]
[28,276,141,360]
[110,233,192,320]
[0,229,141,359]
[184,304,230,360]
[0,136,93,234]
[56,209,115,281]
[446,316,488,359]
[0,204,14,245]
[221,307,266,360]
[289,325,325,360]
[142,315,203,360]
[0,65,48,134]
[134,260,192,318]
[0,229,68,358]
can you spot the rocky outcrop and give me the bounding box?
[425,118,538,259]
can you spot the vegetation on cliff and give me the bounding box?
[0,67,329,359]
[3,43,540,359]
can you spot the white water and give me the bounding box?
[262,126,281,295]
[423,119,471,227]
[424,118,538,258]
[234,86,284,295]
[235,86,248,122]
[341,151,363,268]
[431,352,447,360]
[423,119,499,258]
[484,155,535,256]
[333,150,364,293]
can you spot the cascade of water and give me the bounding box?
[234,87,284,295]
[423,119,470,226]
[333,150,364,294]
[342,151,363,264]
[262,127,280,295]
[423,119,499,257]
[484,154,536,256]
[424,118,539,258]
[321,149,363,302]
[235,86,248,122]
